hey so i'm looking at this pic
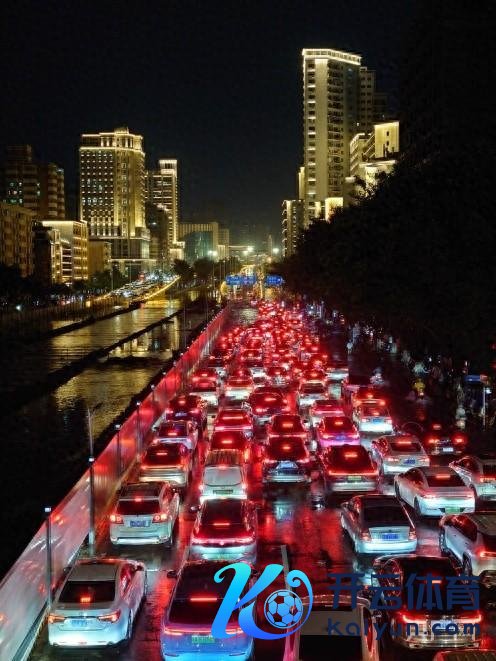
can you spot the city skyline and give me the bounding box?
[0,0,412,242]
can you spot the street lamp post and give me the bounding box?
[87,402,102,555]
[45,506,53,610]
[115,423,122,476]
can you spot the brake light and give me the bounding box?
[221,439,233,445]
[408,529,417,540]
[396,611,426,626]
[165,408,173,415]
[432,423,442,430]
[255,407,264,413]
[435,474,451,479]
[453,436,466,444]
[48,614,65,624]
[282,422,294,429]
[190,408,200,414]
[282,444,291,450]
[213,521,230,527]
[361,530,371,541]
[333,420,344,426]
[134,496,143,502]
[110,513,123,524]
[80,596,92,604]
[152,513,168,523]
[478,550,496,558]
[98,610,121,623]
[396,440,413,446]
[163,626,184,636]
[344,451,358,459]
[190,596,218,603]
[427,437,440,444]
[168,431,178,437]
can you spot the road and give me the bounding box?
[29,306,496,660]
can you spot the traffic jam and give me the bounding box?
[39,301,496,661]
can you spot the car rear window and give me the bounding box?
[172,396,196,409]
[425,473,464,487]
[191,381,215,391]
[323,417,354,432]
[267,438,306,460]
[157,422,187,436]
[116,499,161,515]
[362,405,388,416]
[483,464,496,477]
[227,378,252,387]
[327,447,372,471]
[218,411,250,424]
[144,445,183,465]
[201,500,244,523]
[203,466,242,486]
[482,534,496,551]
[301,384,326,393]
[390,440,422,453]
[251,393,283,406]
[60,580,115,604]
[363,506,408,526]
[274,416,303,431]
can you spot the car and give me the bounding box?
[296,382,328,410]
[109,482,179,546]
[450,453,496,501]
[341,374,373,407]
[188,378,220,408]
[353,402,394,434]
[152,420,198,453]
[325,357,349,382]
[308,398,344,427]
[139,442,192,489]
[262,436,311,485]
[213,408,254,438]
[204,355,229,379]
[190,498,257,562]
[48,558,146,648]
[300,367,328,387]
[319,444,378,496]
[265,364,292,388]
[224,375,254,402]
[315,415,360,449]
[340,494,417,555]
[433,651,496,661]
[248,389,289,426]
[190,367,222,387]
[439,511,496,581]
[372,555,482,654]
[165,394,208,437]
[160,560,254,660]
[420,421,468,456]
[200,449,248,502]
[266,413,308,442]
[210,430,252,462]
[394,467,475,517]
[350,385,387,410]
[370,434,430,476]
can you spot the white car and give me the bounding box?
[188,379,220,407]
[224,376,254,402]
[450,454,496,501]
[394,467,475,517]
[200,449,248,503]
[110,482,179,546]
[439,511,496,581]
[48,558,146,648]
[353,402,393,434]
[370,434,430,476]
[296,382,328,410]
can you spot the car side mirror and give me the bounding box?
[166,569,177,579]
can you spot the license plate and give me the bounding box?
[70,619,89,629]
[130,520,147,527]
[175,412,187,417]
[381,533,399,540]
[214,489,233,494]
[192,635,215,644]
[404,458,416,465]
[348,475,362,482]
[445,507,460,514]
[442,447,454,453]
[281,461,297,469]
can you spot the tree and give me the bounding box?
[193,258,214,282]
[173,259,194,283]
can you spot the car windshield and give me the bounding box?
[267,438,306,460]
[60,580,115,604]
[144,445,183,465]
[116,499,161,515]
[390,440,422,452]
[363,506,408,526]
[323,417,354,432]
[425,473,464,487]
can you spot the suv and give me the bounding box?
[319,444,378,496]
[165,394,208,436]
[109,482,179,546]
[439,511,496,580]
[139,442,192,489]
[152,420,198,452]
[200,449,247,502]
[450,454,496,501]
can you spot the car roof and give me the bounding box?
[69,559,121,582]
[119,482,164,499]
[419,466,453,476]
[356,495,402,507]
[466,513,496,534]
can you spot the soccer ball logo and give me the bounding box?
[264,589,304,628]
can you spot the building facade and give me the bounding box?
[146,159,179,250]
[282,200,304,258]
[88,240,111,277]
[1,145,65,219]
[145,202,169,270]
[177,221,222,264]
[40,219,89,283]
[79,127,149,273]
[0,202,35,277]
[33,224,62,286]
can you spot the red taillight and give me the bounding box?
[409,529,417,540]
[48,614,65,624]
[80,596,92,604]
[98,610,121,623]
[213,521,230,527]
[163,626,184,636]
[110,513,123,524]
[396,611,426,625]
[344,451,358,458]
[478,550,496,558]
[427,437,440,445]
[190,596,218,603]
[255,407,264,413]
[361,530,371,541]
[190,408,200,414]
[453,436,466,444]
[152,513,168,523]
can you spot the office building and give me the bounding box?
[178,221,223,264]
[1,145,65,219]
[0,202,35,277]
[88,240,111,277]
[145,202,170,270]
[79,127,150,275]
[40,219,88,283]
[146,159,179,250]
[33,224,63,286]
[282,200,304,258]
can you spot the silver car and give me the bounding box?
[139,441,192,488]
[439,511,496,581]
[296,382,328,410]
[110,482,180,546]
[395,467,475,517]
[450,454,496,501]
[370,434,430,476]
[48,558,146,648]
[340,494,417,555]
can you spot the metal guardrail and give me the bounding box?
[0,305,230,661]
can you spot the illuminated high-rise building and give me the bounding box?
[79,127,150,275]
[146,159,179,249]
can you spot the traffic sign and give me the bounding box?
[265,275,284,287]
[226,275,257,286]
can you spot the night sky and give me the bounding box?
[0,0,415,243]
